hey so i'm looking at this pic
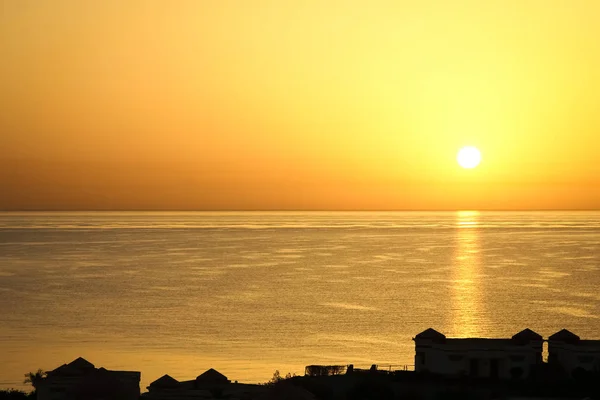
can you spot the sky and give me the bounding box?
[1,0,599,210]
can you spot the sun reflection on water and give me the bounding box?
[450,211,486,337]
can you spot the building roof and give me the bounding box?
[511,328,543,342]
[549,329,581,343]
[48,357,96,375]
[149,374,180,388]
[414,328,447,341]
[414,329,544,348]
[68,357,95,369]
[196,368,229,382]
[445,338,512,345]
[46,358,140,382]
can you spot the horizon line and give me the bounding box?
[1,208,599,213]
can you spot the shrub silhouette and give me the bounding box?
[0,390,34,399]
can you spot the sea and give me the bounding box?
[0,211,599,390]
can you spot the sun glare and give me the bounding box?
[457,147,481,169]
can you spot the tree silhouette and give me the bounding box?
[23,369,46,390]
[268,370,295,385]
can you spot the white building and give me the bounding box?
[413,328,543,379]
[548,329,600,377]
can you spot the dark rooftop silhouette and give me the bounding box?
[196,368,230,384]
[413,328,543,344]
[147,374,179,389]
[67,357,95,370]
[38,358,140,400]
[511,328,544,343]
[548,329,581,343]
[414,328,446,341]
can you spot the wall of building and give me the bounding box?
[415,341,542,379]
[37,372,140,400]
[548,342,600,376]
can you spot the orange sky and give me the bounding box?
[1,1,599,210]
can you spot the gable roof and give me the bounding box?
[549,329,580,343]
[414,328,446,341]
[149,374,179,388]
[48,357,95,375]
[511,328,543,342]
[48,364,69,374]
[68,357,95,370]
[196,368,229,382]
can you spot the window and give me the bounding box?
[417,352,426,364]
[448,355,464,362]
[578,356,593,363]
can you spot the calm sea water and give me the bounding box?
[1,211,599,390]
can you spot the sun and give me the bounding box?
[457,146,481,169]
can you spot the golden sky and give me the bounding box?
[1,0,599,210]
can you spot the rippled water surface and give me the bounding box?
[0,211,599,389]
